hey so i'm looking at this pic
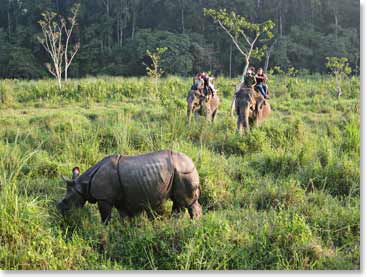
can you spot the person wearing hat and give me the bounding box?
[242,68,257,89]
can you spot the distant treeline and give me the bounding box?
[0,0,360,79]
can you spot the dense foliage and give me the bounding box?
[0,75,360,269]
[0,0,360,78]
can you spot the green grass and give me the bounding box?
[0,75,360,269]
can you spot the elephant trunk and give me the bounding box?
[187,99,193,122]
[230,95,236,117]
[243,105,250,131]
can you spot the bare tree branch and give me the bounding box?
[213,16,248,58]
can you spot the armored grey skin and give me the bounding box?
[187,79,219,122]
[234,88,271,134]
[57,150,202,224]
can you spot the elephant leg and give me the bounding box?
[206,110,212,121]
[98,200,113,224]
[243,107,250,132]
[194,111,200,120]
[211,109,217,122]
[188,200,202,219]
[187,108,192,123]
[230,96,236,117]
[237,114,243,135]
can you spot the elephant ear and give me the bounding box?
[194,91,201,97]
[256,98,265,113]
[258,100,265,110]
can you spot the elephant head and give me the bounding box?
[235,88,270,134]
[187,78,206,120]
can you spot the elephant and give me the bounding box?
[187,78,220,122]
[57,150,202,224]
[232,87,271,134]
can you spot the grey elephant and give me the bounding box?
[57,150,202,224]
[232,88,271,134]
[187,78,220,122]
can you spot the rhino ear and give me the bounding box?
[62,176,74,186]
[72,166,80,180]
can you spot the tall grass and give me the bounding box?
[0,75,360,269]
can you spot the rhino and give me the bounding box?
[57,150,202,224]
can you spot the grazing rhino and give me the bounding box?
[57,150,202,224]
[187,78,219,122]
[232,87,271,134]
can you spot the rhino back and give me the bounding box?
[89,155,122,203]
[118,150,174,212]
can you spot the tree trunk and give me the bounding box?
[278,0,283,37]
[334,8,338,42]
[57,76,62,90]
[7,0,11,38]
[229,43,232,78]
[131,9,136,40]
[181,6,185,33]
[264,39,277,73]
[264,52,270,74]
[241,57,250,81]
[64,66,68,81]
[117,17,120,46]
[279,14,283,36]
[257,0,261,9]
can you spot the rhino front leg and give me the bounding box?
[171,201,185,216]
[118,209,128,221]
[98,200,113,224]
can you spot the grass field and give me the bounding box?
[0,75,360,269]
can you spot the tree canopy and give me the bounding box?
[0,0,360,79]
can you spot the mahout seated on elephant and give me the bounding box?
[187,74,219,122]
[57,150,202,224]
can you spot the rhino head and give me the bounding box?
[57,167,87,215]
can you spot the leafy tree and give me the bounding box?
[0,0,360,78]
[204,8,275,81]
[144,47,167,95]
[325,56,351,98]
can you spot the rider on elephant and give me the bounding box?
[243,68,257,89]
[255,68,269,99]
[192,72,216,97]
